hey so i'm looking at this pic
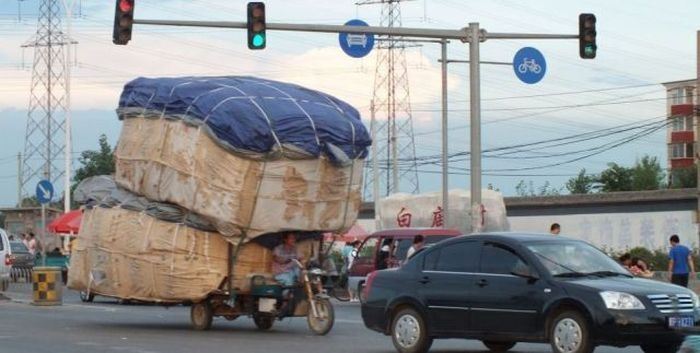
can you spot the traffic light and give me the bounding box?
[578,13,597,59]
[113,0,135,45]
[247,2,266,49]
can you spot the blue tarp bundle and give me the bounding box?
[118,76,371,165]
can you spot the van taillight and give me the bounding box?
[364,271,378,299]
[4,254,11,266]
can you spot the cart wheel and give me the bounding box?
[307,298,335,335]
[253,314,274,330]
[79,291,94,303]
[191,301,213,331]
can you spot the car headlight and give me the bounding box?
[600,291,645,310]
[692,292,700,309]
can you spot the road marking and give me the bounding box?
[335,318,363,324]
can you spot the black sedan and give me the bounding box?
[361,233,698,353]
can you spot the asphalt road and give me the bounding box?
[0,284,644,353]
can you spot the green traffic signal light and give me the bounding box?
[252,33,265,47]
[247,2,266,50]
[578,13,597,59]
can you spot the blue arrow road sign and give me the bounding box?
[339,19,374,58]
[36,180,54,204]
[513,47,547,84]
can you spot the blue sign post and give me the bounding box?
[339,19,374,58]
[36,179,54,266]
[36,180,54,204]
[513,47,547,84]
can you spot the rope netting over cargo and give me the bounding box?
[118,76,371,166]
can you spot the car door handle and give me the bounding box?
[419,276,431,284]
[476,279,489,287]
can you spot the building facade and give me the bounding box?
[663,79,698,183]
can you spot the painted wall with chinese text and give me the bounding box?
[509,211,699,251]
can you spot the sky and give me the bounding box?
[0,0,698,207]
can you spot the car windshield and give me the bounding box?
[10,242,29,253]
[527,241,629,277]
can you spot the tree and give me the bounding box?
[669,165,697,189]
[566,168,596,194]
[630,155,664,190]
[73,134,115,188]
[597,163,633,192]
[515,180,562,197]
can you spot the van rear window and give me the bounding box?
[10,242,28,253]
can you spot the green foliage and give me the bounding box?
[515,180,562,197]
[566,168,596,194]
[670,165,697,189]
[73,134,115,188]
[612,246,700,273]
[597,162,633,192]
[630,155,664,190]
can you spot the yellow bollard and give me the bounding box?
[32,267,62,306]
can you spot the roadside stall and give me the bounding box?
[45,209,82,284]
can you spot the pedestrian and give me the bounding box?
[549,223,561,235]
[346,241,361,302]
[26,232,38,256]
[376,238,393,270]
[668,234,695,287]
[406,235,425,261]
[21,233,29,249]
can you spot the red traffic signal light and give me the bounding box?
[578,13,597,59]
[113,0,135,45]
[247,2,266,50]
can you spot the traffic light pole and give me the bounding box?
[133,18,580,233]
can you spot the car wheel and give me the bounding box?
[390,307,433,353]
[190,301,213,331]
[641,343,682,353]
[549,310,594,353]
[0,279,8,292]
[483,341,516,352]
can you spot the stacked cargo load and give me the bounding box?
[68,76,370,302]
[115,76,370,238]
[67,177,319,302]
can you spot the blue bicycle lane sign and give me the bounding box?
[513,47,547,84]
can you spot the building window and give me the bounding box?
[671,88,684,105]
[672,117,684,131]
[670,143,695,158]
[670,116,695,132]
[685,87,695,104]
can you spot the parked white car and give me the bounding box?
[0,228,11,291]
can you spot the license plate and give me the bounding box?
[668,316,695,328]
[258,298,277,313]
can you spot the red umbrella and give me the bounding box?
[47,209,82,235]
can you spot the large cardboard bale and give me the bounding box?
[114,116,364,239]
[67,207,231,302]
[68,207,320,301]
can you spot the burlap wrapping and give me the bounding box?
[67,207,318,302]
[114,116,364,239]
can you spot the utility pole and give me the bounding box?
[468,23,482,232]
[16,153,22,207]
[440,38,448,228]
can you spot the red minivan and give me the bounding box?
[347,228,462,301]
